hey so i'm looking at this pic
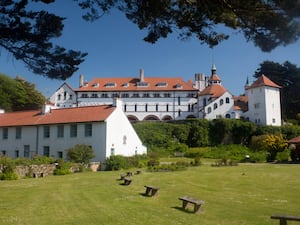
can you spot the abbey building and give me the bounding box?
[49,66,282,126]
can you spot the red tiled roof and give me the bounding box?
[288,136,300,144]
[247,75,281,89]
[199,84,227,97]
[76,77,197,92]
[210,74,221,81]
[0,105,115,127]
[233,95,248,112]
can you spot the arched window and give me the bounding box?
[225,114,231,118]
[207,107,211,113]
[214,103,218,109]
[226,97,230,103]
[220,99,224,105]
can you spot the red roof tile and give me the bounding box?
[0,105,115,127]
[76,77,197,92]
[247,75,281,89]
[199,84,227,97]
[288,136,300,144]
[233,95,248,112]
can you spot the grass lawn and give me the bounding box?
[0,162,300,225]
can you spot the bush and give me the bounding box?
[53,160,72,175]
[0,171,18,180]
[105,155,127,171]
[276,149,291,162]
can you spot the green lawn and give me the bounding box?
[0,163,300,225]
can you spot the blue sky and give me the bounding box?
[1,1,300,98]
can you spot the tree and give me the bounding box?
[262,134,288,161]
[1,0,87,80]
[66,144,95,164]
[254,61,300,120]
[0,73,46,111]
[1,1,300,79]
[78,0,300,51]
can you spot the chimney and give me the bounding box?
[140,68,144,82]
[41,103,53,114]
[79,74,84,87]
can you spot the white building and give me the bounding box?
[0,99,146,162]
[49,66,282,126]
[50,69,199,121]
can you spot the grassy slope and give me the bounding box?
[0,163,299,225]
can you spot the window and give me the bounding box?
[207,107,212,113]
[15,150,19,158]
[58,94,61,100]
[101,93,108,98]
[143,93,150,98]
[153,93,160,98]
[69,94,73,100]
[112,93,119,98]
[43,146,50,157]
[134,104,137,112]
[132,93,139,98]
[64,91,67,100]
[124,104,127,112]
[91,93,98,98]
[105,82,116,87]
[136,82,149,87]
[164,93,171,98]
[81,93,88,98]
[166,104,169,112]
[1,150,6,156]
[145,104,148,112]
[220,99,224,105]
[43,126,50,138]
[85,123,92,137]
[156,82,167,87]
[24,145,30,158]
[272,118,276,123]
[178,96,181,105]
[214,103,218,109]
[203,98,207,106]
[121,93,129,98]
[16,127,22,139]
[156,104,159,112]
[2,127,8,139]
[57,151,63,159]
[57,125,64,138]
[178,109,181,117]
[226,97,230,103]
[70,124,77,137]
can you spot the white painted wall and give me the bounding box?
[105,102,147,158]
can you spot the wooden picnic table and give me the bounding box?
[144,185,159,196]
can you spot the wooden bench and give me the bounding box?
[144,185,159,196]
[126,171,133,176]
[179,196,204,213]
[120,174,126,180]
[271,214,300,225]
[123,177,132,185]
[136,169,142,175]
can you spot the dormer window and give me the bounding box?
[122,83,129,87]
[92,83,99,88]
[174,84,182,89]
[105,82,116,88]
[136,82,149,87]
[156,82,167,87]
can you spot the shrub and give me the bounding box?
[105,155,127,171]
[276,149,291,162]
[53,160,72,175]
[67,144,95,164]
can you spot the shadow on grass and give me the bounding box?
[172,206,196,214]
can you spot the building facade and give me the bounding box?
[49,66,282,126]
[0,99,147,162]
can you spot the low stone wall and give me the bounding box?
[16,164,56,178]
